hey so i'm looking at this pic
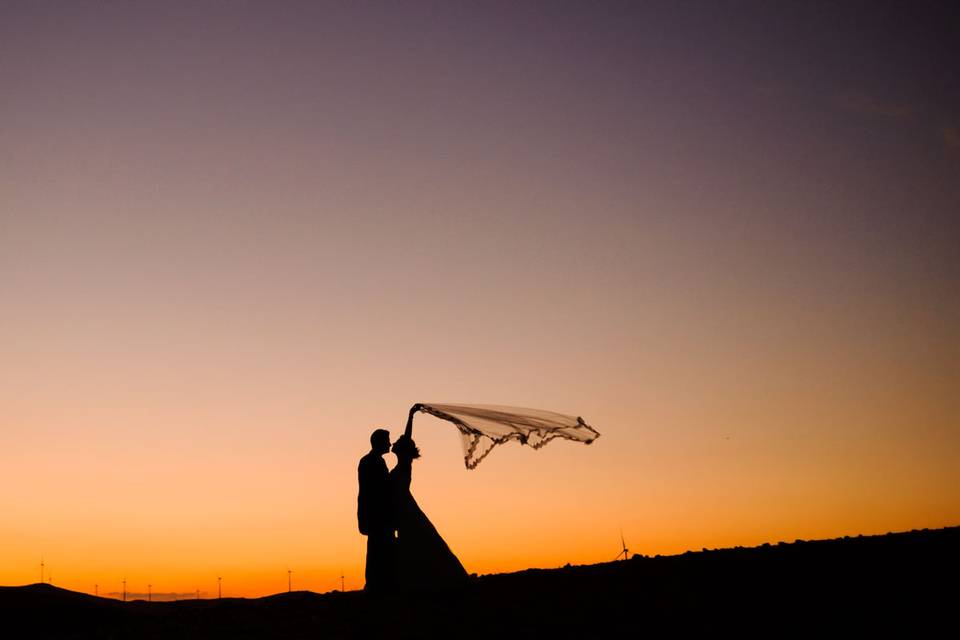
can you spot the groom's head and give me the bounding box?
[370,429,391,455]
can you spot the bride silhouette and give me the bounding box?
[390,404,468,590]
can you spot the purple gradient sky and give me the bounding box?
[1,1,958,595]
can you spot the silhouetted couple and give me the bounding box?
[357,403,467,592]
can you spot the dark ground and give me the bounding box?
[2,526,956,638]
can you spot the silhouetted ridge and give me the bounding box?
[2,527,956,638]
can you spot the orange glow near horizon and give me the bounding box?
[2,2,958,598]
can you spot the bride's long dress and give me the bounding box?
[390,455,468,589]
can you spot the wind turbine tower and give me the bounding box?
[615,530,630,561]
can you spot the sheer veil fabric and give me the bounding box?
[416,404,600,469]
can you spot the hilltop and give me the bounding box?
[2,526,956,638]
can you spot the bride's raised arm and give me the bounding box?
[404,403,422,438]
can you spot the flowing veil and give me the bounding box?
[416,404,600,469]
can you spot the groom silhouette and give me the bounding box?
[357,428,395,591]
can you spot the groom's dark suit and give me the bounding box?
[358,449,395,590]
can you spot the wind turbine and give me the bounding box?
[615,530,630,561]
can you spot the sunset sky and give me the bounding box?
[2,1,958,598]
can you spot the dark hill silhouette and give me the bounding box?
[2,527,956,638]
